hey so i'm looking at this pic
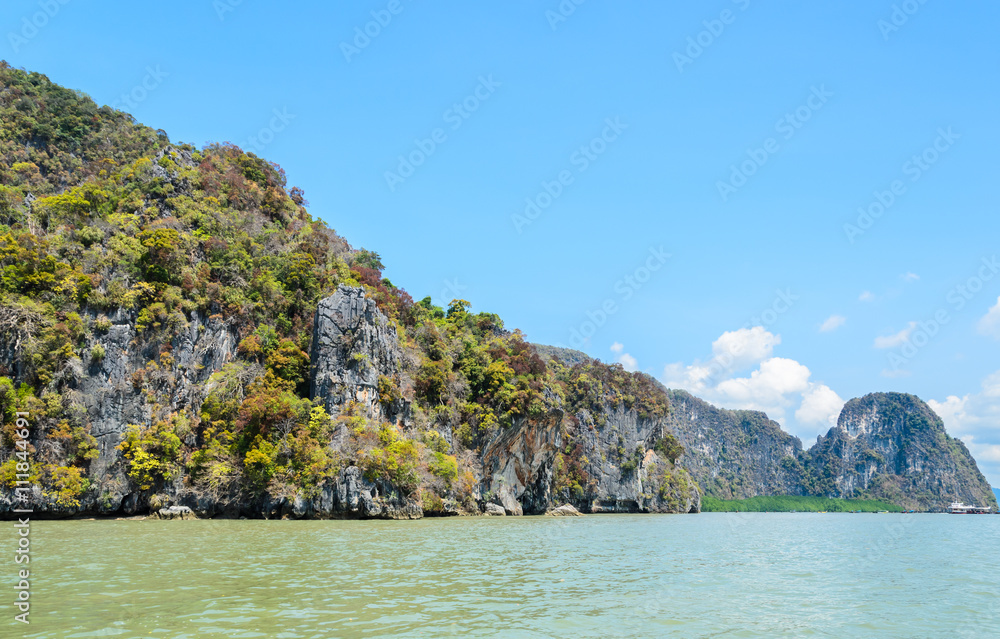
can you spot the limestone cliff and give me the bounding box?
[802,393,997,512]
[662,389,995,512]
[309,284,405,423]
[479,404,699,516]
[0,287,697,519]
[0,308,242,516]
[662,389,804,500]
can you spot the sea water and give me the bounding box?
[3,513,998,638]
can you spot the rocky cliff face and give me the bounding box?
[802,393,997,512]
[310,284,405,423]
[0,308,242,516]
[479,404,699,516]
[0,291,424,520]
[1,287,698,519]
[663,390,804,500]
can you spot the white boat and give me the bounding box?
[948,501,992,514]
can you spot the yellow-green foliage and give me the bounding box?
[46,420,99,464]
[117,421,183,490]
[377,375,401,406]
[0,458,40,489]
[429,452,458,486]
[243,435,278,486]
[44,465,89,507]
[360,424,420,493]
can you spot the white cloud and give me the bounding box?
[928,395,968,429]
[982,370,1000,397]
[902,272,920,282]
[715,357,811,409]
[964,438,1000,464]
[710,326,781,372]
[610,342,637,372]
[660,328,844,442]
[796,384,846,428]
[819,315,846,333]
[874,322,916,349]
[618,353,638,372]
[977,297,1000,339]
[930,373,1000,486]
[859,291,875,302]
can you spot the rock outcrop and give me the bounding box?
[546,503,582,516]
[802,393,997,511]
[152,505,196,520]
[0,308,242,517]
[479,404,700,516]
[310,285,405,422]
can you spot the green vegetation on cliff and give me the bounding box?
[0,64,688,513]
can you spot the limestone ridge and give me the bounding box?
[0,309,241,516]
[661,388,996,512]
[524,346,994,511]
[478,403,699,516]
[662,389,805,500]
[0,285,696,518]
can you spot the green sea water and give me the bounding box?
[3,513,999,638]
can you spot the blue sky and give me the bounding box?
[7,0,1000,485]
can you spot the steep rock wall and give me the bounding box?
[663,390,804,500]
[804,392,997,511]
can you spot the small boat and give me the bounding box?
[949,501,992,514]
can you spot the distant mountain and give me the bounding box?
[804,393,996,512]
[659,388,995,512]
[994,488,1000,503]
